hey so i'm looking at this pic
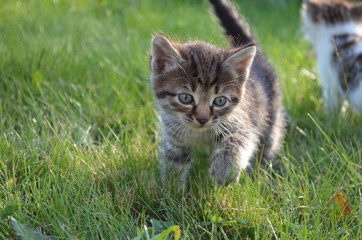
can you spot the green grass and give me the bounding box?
[0,0,361,239]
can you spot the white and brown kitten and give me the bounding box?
[150,0,286,185]
[302,0,362,114]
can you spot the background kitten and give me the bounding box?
[150,0,286,185]
[302,0,362,114]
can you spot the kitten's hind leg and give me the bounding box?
[209,134,256,185]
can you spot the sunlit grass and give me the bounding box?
[0,0,361,239]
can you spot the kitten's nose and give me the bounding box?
[196,117,209,125]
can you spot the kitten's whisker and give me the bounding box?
[167,121,186,139]
[177,122,189,142]
[219,123,232,137]
[214,125,228,140]
[212,128,220,143]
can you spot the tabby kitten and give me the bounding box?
[150,0,286,185]
[302,0,362,114]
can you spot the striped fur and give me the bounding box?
[302,0,362,114]
[150,0,286,185]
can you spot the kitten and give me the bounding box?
[302,0,362,114]
[150,0,286,185]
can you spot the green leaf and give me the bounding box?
[151,225,181,240]
[10,217,51,240]
[150,219,174,232]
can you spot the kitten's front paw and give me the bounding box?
[209,153,241,185]
[159,158,191,186]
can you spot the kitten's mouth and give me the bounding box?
[190,124,211,131]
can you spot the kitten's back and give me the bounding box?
[209,0,287,162]
[304,0,362,24]
[208,0,279,92]
[302,0,362,114]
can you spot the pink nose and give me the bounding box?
[196,117,209,125]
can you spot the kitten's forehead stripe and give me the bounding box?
[180,44,230,92]
[211,61,222,86]
[190,53,199,79]
[214,85,220,94]
[189,53,201,91]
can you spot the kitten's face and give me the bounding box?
[150,35,255,131]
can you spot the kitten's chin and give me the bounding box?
[189,124,212,132]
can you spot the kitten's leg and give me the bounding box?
[322,85,343,114]
[158,139,191,185]
[262,109,287,169]
[349,83,362,114]
[318,58,342,113]
[209,133,257,185]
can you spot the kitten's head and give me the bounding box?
[150,35,255,131]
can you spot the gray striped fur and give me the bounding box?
[150,0,287,185]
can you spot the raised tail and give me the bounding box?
[208,0,255,47]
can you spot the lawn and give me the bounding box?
[0,0,361,239]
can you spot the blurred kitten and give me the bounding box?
[149,0,286,185]
[302,0,362,114]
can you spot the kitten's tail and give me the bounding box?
[208,0,255,47]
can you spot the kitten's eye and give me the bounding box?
[213,96,227,107]
[178,93,194,104]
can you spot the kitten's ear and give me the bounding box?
[151,35,181,75]
[224,45,256,77]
